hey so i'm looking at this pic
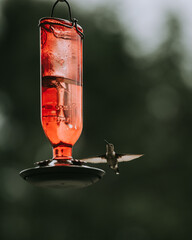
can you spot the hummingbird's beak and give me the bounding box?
[104,139,110,144]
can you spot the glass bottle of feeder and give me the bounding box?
[20,0,105,188]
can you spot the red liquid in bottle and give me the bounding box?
[42,76,82,160]
[40,18,83,162]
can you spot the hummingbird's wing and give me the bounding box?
[80,155,106,164]
[116,154,143,162]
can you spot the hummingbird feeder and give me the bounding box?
[20,0,105,188]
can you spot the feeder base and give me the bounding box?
[19,165,105,188]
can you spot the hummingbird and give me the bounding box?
[81,140,143,174]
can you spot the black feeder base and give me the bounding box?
[20,165,105,188]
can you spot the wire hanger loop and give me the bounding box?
[50,0,84,38]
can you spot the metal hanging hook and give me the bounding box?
[50,0,84,38]
[51,0,72,21]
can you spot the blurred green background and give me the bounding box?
[0,0,191,239]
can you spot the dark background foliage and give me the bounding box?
[0,0,191,239]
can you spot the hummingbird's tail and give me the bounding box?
[115,167,120,175]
